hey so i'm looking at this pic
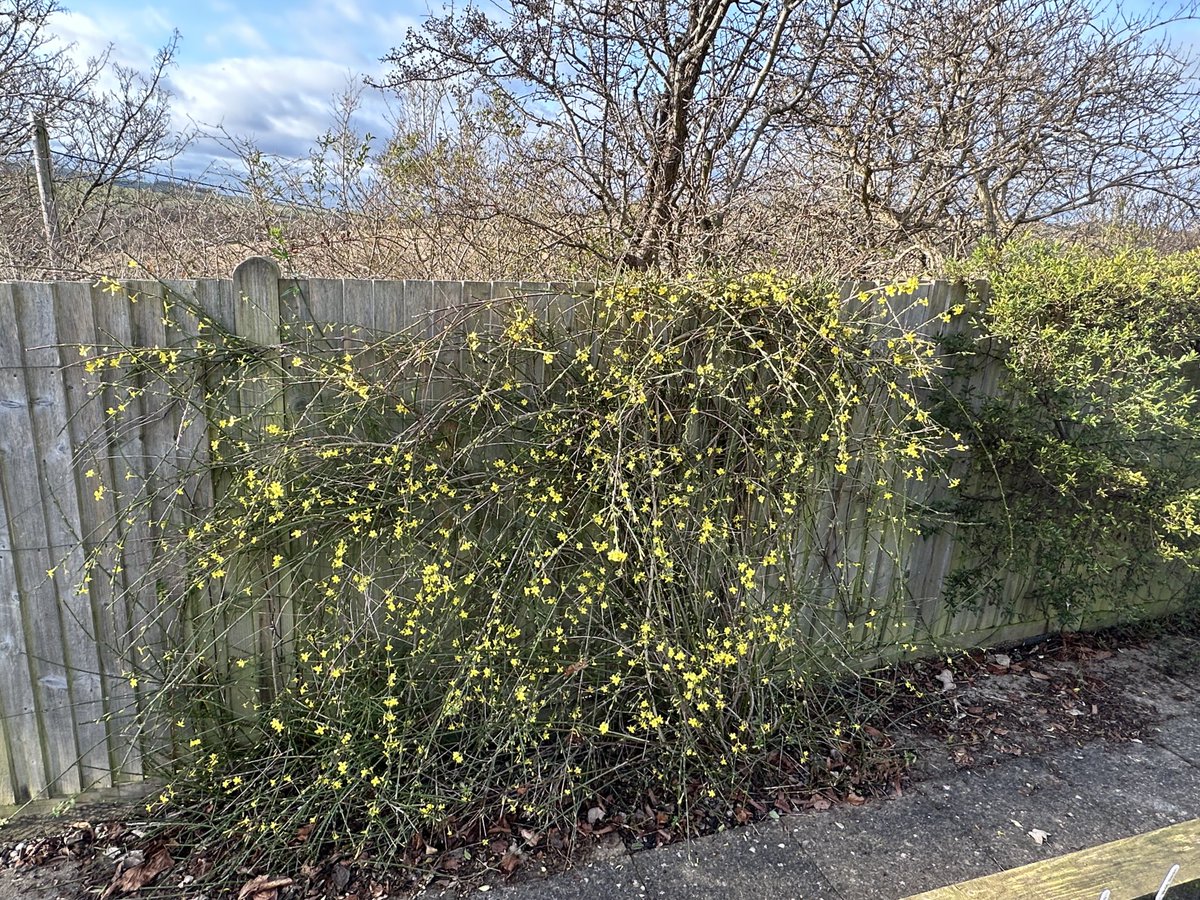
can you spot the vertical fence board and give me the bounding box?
[459,282,492,335]
[429,281,464,406]
[184,279,234,711]
[0,344,45,802]
[230,258,287,703]
[161,277,213,743]
[51,282,130,787]
[0,284,80,796]
[403,281,433,341]
[15,281,105,794]
[88,283,150,779]
[0,476,20,804]
[342,279,376,335]
[126,279,187,769]
[372,281,407,338]
[304,279,345,338]
[279,278,320,428]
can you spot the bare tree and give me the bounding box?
[380,0,1200,272]
[53,32,189,258]
[383,0,850,271]
[794,0,1200,262]
[0,0,189,276]
[0,0,99,157]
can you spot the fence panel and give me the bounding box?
[0,262,1187,803]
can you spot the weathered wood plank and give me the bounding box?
[160,278,215,758]
[231,258,288,702]
[88,282,149,780]
[372,280,407,339]
[302,278,344,341]
[50,281,128,789]
[186,279,236,710]
[0,283,79,796]
[0,401,44,804]
[903,818,1200,900]
[21,280,109,789]
[124,279,191,770]
[341,278,376,335]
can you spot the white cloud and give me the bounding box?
[202,19,272,55]
[330,0,367,25]
[174,56,389,161]
[46,9,149,68]
[43,0,419,176]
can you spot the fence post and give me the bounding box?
[29,114,61,272]
[229,257,288,706]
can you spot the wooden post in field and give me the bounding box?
[30,115,61,271]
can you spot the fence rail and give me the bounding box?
[0,260,1185,805]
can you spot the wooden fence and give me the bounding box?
[0,259,1186,806]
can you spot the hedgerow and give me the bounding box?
[940,241,1200,623]
[77,244,1200,887]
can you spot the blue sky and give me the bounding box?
[50,0,428,175]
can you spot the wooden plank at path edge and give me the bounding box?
[902,819,1200,900]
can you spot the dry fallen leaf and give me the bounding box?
[1028,828,1050,845]
[332,864,352,892]
[236,874,295,900]
[107,846,173,896]
[499,849,523,875]
[563,658,589,677]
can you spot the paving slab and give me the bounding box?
[1056,740,1200,831]
[905,819,1200,900]
[920,752,1164,871]
[630,825,843,900]
[893,732,963,782]
[1148,711,1200,769]
[783,791,996,899]
[1105,646,1199,718]
[471,853,644,900]
[0,859,84,900]
[1146,634,1200,686]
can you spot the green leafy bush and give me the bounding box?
[77,245,1200,883]
[941,241,1200,623]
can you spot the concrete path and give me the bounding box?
[471,736,1199,900]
